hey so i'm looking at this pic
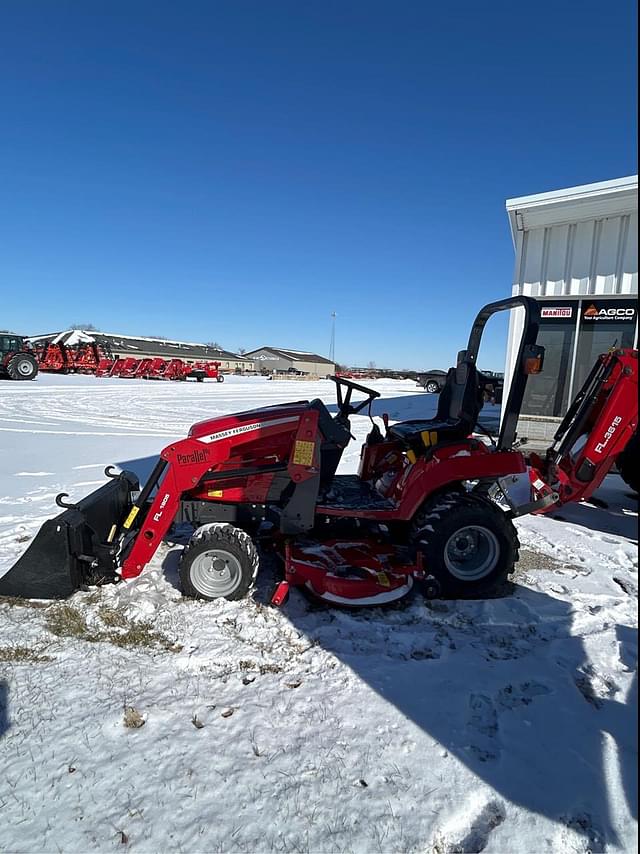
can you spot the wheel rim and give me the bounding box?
[426,382,438,393]
[190,549,243,598]
[444,525,499,581]
[17,359,34,376]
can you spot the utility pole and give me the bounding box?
[329,312,337,363]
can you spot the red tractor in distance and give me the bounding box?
[0,332,39,380]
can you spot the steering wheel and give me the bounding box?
[329,375,380,417]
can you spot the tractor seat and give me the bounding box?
[388,362,484,452]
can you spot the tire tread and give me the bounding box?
[180,523,259,601]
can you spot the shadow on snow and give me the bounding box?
[272,581,637,847]
[119,444,637,845]
[0,680,9,739]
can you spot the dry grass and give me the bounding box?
[0,645,53,664]
[0,595,50,610]
[97,605,128,628]
[108,622,183,652]
[123,706,145,729]
[44,604,182,653]
[45,604,89,638]
[239,659,284,675]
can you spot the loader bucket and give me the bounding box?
[0,470,139,600]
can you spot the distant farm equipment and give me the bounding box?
[0,332,39,380]
[33,335,224,382]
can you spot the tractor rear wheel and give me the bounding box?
[7,353,38,380]
[180,523,259,601]
[410,491,519,597]
[617,430,639,493]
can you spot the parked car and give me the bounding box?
[416,369,448,394]
[417,368,504,404]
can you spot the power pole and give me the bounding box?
[329,312,337,363]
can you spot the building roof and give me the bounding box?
[245,346,334,365]
[28,329,246,362]
[505,175,638,245]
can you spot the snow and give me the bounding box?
[0,373,637,853]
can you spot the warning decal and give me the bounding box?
[292,440,315,467]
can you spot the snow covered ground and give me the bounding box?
[0,373,637,853]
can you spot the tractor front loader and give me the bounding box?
[1,297,637,606]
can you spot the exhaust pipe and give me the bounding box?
[0,469,139,600]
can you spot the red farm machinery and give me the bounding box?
[0,332,39,380]
[1,297,636,605]
[35,333,110,375]
[35,335,224,383]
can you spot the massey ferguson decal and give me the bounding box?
[594,415,623,454]
[583,304,637,321]
[197,416,299,444]
[176,448,210,466]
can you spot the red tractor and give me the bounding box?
[1,297,637,604]
[0,332,39,380]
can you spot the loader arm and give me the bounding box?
[530,348,638,508]
[119,407,322,578]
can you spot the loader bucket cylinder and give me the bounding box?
[0,471,139,600]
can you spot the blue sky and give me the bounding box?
[0,1,637,370]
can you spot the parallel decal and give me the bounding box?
[196,416,299,444]
[177,448,210,465]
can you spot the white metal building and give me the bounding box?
[245,346,335,377]
[504,175,638,441]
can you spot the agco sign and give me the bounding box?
[583,303,637,322]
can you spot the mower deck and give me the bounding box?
[284,538,419,606]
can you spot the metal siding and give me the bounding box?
[594,218,620,294]
[505,182,637,438]
[545,223,570,296]
[621,212,638,294]
[249,349,290,372]
[519,228,545,295]
[513,214,637,298]
[569,220,596,295]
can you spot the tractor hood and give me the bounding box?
[188,401,312,442]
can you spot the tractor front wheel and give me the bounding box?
[411,491,519,597]
[7,353,38,380]
[180,523,259,601]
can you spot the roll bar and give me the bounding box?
[459,296,542,451]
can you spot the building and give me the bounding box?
[28,330,255,373]
[245,346,335,376]
[504,175,638,442]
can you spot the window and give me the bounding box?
[521,302,576,418]
[573,299,637,392]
